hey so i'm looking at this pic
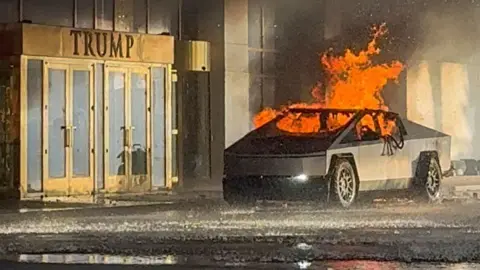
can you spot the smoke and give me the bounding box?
[409,4,480,63]
[407,3,480,160]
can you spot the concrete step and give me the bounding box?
[442,176,480,200]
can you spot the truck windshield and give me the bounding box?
[269,111,356,136]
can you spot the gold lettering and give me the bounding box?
[109,34,123,58]
[83,31,95,56]
[70,30,82,56]
[69,29,138,59]
[95,32,108,57]
[126,35,134,58]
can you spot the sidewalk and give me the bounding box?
[0,189,223,214]
[98,189,223,204]
[442,175,480,199]
[1,176,480,213]
[0,200,99,214]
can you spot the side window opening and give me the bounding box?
[356,114,381,141]
[341,113,381,143]
[389,115,406,145]
[340,112,406,145]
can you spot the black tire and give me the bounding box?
[330,159,359,208]
[415,155,442,203]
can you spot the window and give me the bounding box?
[26,59,43,192]
[248,1,261,48]
[23,0,73,27]
[248,0,279,50]
[76,0,94,29]
[248,0,280,114]
[356,114,381,142]
[96,0,114,30]
[0,0,18,23]
[385,114,407,143]
[340,114,379,144]
[132,0,147,33]
[114,0,134,32]
[149,0,179,36]
[99,0,147,32]
[341,113,406,144]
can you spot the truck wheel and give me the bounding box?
[331,159,358,208]
[415,155,442,203]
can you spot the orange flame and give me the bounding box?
[253,23,405,136]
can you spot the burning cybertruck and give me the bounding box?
[223,108,451,208]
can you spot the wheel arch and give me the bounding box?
[328,153,359,177]
[415,151,441,179]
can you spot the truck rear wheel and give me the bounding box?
[415,155,442,203]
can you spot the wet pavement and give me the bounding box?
[2,257,480,269]
[1,198,480,266]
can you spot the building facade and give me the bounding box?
[0,0,328,199]
[0,0,206,199]
[4,0,474,200]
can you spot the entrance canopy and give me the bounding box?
[0,22,174,64]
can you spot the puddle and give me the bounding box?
[18,207,88,213]
[6,254,480,269]
[16,254,180,265]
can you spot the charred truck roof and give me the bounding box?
[226,108,384,157]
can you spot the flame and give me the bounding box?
[253,107,281,128]
[253,23,405,136]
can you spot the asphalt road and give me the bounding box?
[1,198,480,267]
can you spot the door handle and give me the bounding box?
[64,127,69,147]
[120,126,128,147]
[64,126,72,148]
[124,127,131,147]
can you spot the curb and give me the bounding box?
[0,190,224,213]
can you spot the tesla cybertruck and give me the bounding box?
[223,108,451,208]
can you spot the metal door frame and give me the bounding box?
[68,64,95,195]
[104,63,152,193]
[42,60,95,196]
[19,56,174,197]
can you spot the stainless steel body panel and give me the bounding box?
[224,154,327,177]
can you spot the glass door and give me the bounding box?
[104,66,150,193]
[43,62,94,196]
[43,63,68,196]
[129,68,150,191]
[105,67,127,192]
[69,65,95,194]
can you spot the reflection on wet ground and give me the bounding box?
[7,254,480,269]
[3,201,480,267]
[17,254,178,265]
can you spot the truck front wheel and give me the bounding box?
[330,159,359,209]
